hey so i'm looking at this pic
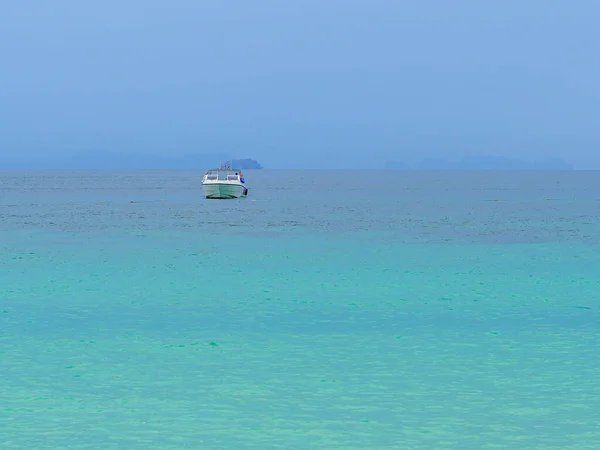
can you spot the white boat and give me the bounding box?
[201,164,249,199]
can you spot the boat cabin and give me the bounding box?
[203,168,244,182]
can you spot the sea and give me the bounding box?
[1,170,599,449]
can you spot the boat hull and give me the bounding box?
[202,182,248,199]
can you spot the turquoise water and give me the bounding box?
[1,170,599,449]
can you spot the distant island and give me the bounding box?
[0,151,265,170]
[385,155,573,170]
[229,158,264,170]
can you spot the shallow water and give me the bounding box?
[1,170,599,449]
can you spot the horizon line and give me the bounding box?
[0,168,593,172]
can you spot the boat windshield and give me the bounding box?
[204,169,242,180]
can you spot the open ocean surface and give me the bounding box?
[1,169,599,449]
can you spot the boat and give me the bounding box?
[201,163,249,199]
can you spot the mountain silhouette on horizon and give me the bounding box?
[0,151,575,170]
[0,150,263,170]
[385,155,574,170]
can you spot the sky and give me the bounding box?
[0,0,598,169]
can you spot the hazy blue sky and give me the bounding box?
[1,0,598,169]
